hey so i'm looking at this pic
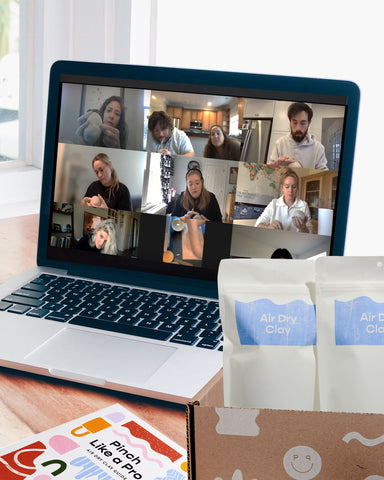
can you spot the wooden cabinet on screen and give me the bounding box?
[301,171,338,234]
[181,110,191,130]
[166,106,183,119]
[167,105,230,132]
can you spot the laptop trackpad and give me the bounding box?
[25,327,177,385]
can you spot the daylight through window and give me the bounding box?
[0,0,19,162]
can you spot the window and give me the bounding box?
[229,113,240,136]
[330,131,341,171]
[0,0,19,162]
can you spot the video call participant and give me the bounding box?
[76,218,118,255]
[76,96,127,149]
[268,102,328,170]
[147,111,194,156]
[81,153,133,211]
[183,215,205,260]
[172,167,222,222]
[256,167,313,233]
[204,125,241,160]
[271,248,293,259]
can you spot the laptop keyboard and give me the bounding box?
[0,274,223,351]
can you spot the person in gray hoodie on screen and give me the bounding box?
[268,102,328,170]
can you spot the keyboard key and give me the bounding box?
[139,302,162,313]
[3,295,44,308]
[13,289,45,300]
[118,316,140,325]
[98,313,121,322]
[27,308,52,318]
[22,283,51,293]
[60,306,84,315]
[135,310,158,321]
[44,294,64,303]
[118,307,139,317]
[176,317,198,327]
[8,304,30,314]
[101,296,122,305]
[198,311,220,322]
[157,313,178,323]
[42,302,64,311]
[83,293,102,302]
[31,274,57,284]
[70,316,172,340]
[196,338,221,349]
[159,297,180,308]
[178,309,200,319]
[0,301,11,311]
[61,297,83,307]
[46,311,73,322]
[157,305,180,316]
[178,325,201,337]
[199,329,222,340]
[196,319,218,330]
[77,309,99,318]
[177,301,198,313]
[120,299,143,309]
[136,319,162,329]
[195,302,218,314]
[170,333,199,346]
[157,321,180,333]
[99,304,121,314]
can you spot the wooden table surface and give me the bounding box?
[0,214,186,450]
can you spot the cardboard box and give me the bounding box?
[187,370,384,479]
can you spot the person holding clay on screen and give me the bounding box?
[81,153,133,211]
[147,110,194,156]
[256,167,313,233]
[171,167,222,222]
[268,102,328,170]
[76,96,127,149]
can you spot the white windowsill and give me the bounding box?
[0,165,42,219]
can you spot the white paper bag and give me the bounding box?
[316,256,384,413]
[218,258,317,410]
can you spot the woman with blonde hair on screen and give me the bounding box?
[76,218,118,255]
[256,167,313,233]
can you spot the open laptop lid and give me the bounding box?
[37,61,360,298]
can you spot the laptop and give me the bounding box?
[0,61,359,403]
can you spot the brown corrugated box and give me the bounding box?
[187,370,384,479]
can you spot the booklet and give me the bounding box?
[0,403,187,480]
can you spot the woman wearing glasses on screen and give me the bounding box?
[75,96,127,149]
[256,167,313,233]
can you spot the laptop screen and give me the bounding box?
[40,62,359,286]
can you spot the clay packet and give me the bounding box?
[218,258,317,410]
[316,256,384,413]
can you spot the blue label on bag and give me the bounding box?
[335,296,384,345]
[235,299,316,346]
